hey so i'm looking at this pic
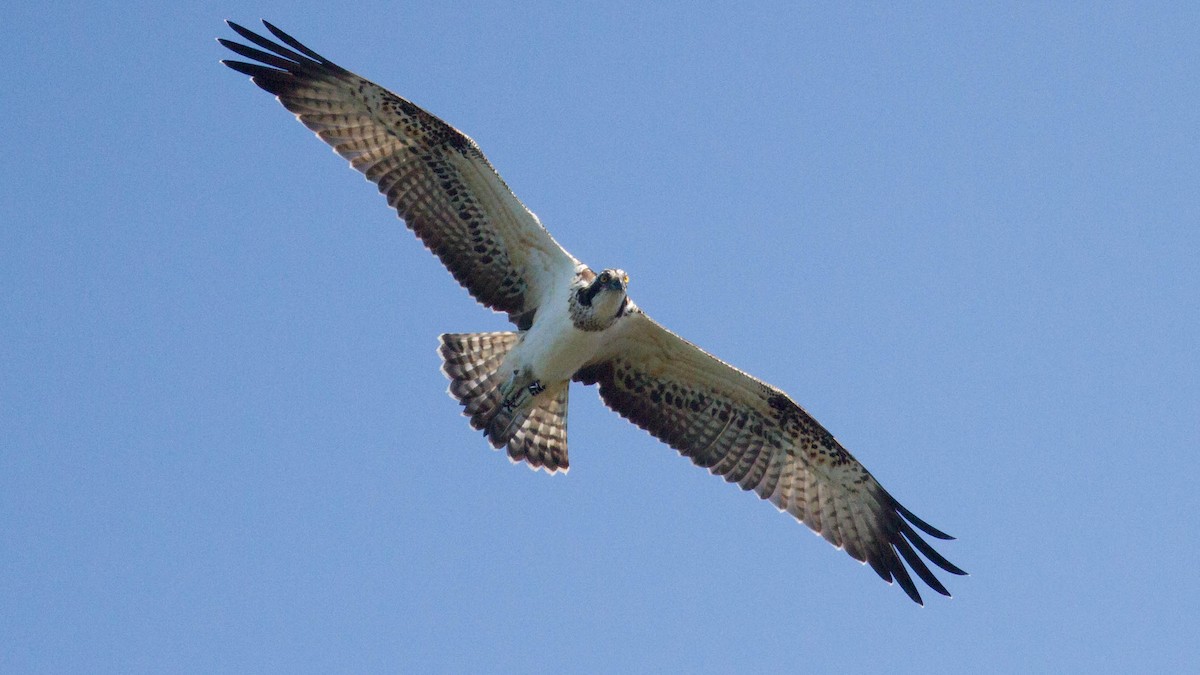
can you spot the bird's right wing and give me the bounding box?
[220,21,579,326]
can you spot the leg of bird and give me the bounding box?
[486,368,547,444]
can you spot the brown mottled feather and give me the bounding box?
[439,332,518,419]
[575,311,965,604]
[507,384,570,473]
[439,333,569,474]
[221,21,577,324]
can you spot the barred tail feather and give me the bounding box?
[506,383,570,473]
[438,332,570,474]
[439,332,518,426]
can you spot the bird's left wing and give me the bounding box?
[574,312,965,604]
[220,21,578,326]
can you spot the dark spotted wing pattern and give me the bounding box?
[575,312,965,604]
[220,21,577,324]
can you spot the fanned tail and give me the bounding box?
[439,332,518,425]
[505,383,570,473]
[439,332,571,473]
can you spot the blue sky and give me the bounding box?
[3,1,1198,672]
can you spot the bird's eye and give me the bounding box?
[598,272,610,283]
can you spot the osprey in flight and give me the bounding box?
[220,20,965,604]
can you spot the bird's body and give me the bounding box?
[454,267,634,455]
[514,268,631,385]
[221,20,965,604]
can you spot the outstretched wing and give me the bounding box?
[574,312,966,604]
[220,21,578,326]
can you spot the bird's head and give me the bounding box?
[581,267,628,302]
[572,267,632,330]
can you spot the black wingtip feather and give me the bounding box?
[226,21,268,47]
[221,19,353,89]
[896,501,955,540]
[262,20,329,63]
[227,21,312,66]
[866,553,893,584]
[899,520,968,577]
[894,536,951,598]
[889,555,923,606]
[221,60,266,77]
[220,60,294,97]
[218,39,301,72]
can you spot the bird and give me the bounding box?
[219,20,966,604]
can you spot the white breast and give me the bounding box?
[508,289,610,384]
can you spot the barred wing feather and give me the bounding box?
[220,21,577,326]
[575,312,966,604]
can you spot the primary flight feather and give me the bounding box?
[220,20,965,604]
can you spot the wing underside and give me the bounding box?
[575,312,965,604]
[220,20,578,324]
